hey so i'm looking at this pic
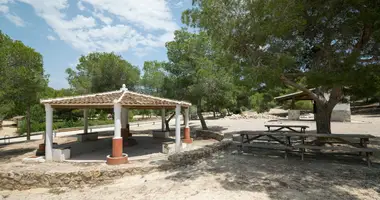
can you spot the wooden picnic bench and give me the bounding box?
[236,131,377,167]
[237,131,296,159]
[293,133,376,167]
[265,124,309,133]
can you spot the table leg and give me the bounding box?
[240,134,244,152]
[366,152,371,168]
[301,137,305,161]
[284,135,288,160]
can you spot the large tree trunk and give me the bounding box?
[26,104,31,140]
[280,75,343,135]
[315,102,334,133]
[197,100,208,130]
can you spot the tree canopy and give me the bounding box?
[183,0,380,132]
[66,52,140,94]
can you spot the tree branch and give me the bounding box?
[328,87,343,106]
[280,75,323,104]
[354,24,373,50]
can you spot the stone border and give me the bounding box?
[0,164,174,191]
[168,140,232,165]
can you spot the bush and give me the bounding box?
[18,119,114,135]
[220,108,228,117]
[240,106,248,112]
[294,101,313,110]
[249,93,276,113]
[231,107,242,114]
[98,110,108,120]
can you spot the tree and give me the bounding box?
[184,0,380,133]
[66,52,140,94]
[141,61,166,96]
[165,29,237,129]
[0,31,47,139]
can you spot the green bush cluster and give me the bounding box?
[220,108,228,117]
[18,119,114,135]
[294,101,313,110]
[249,93,276,113]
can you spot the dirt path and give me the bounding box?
[1,148,380,200]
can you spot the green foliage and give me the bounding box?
[165,29,237,109]
[220,108,228,117]
[183,0,380,112]
[294,101,313,110]
[98,110,109,121]
[66,52,140,94]
[18,119,114,134]
[0,31,47,119]
[141,61,166,96]
[240,106,248,112]
[249,93,276,113]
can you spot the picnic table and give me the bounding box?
[237,131,377,167]
[265,124,309,133]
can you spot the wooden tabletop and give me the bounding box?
[239,131,375,138]
[265,124,309,128]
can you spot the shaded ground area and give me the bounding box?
[2,147,380,200]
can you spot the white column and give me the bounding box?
[83,109,88,134]
[175,104,181,152]
[114,103,122,138]
[121,107,127,129]
[45,104,53,161]
[161,108,165,131]
[126,108,129,125]
[184,108,189,128]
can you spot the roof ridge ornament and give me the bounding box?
[120,84,128,91]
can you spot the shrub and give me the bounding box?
[240,106,248,112]
[249,93,277,113]
[220,108,228,117]
[231,107,242,114]
[294,101,313,110]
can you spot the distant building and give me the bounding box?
[274,89,351,122]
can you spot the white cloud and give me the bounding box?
[5,13,25,27]
[81,0,178,31]
[93,11,113,25]
[77,1,85,11]
[47,35,56,40]
[3,0,178,54]
[0,5,8,13]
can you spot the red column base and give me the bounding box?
[182,127,192,144]
[106,137,128,165]
[106,154,128,165]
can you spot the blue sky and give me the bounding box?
[0,0,192,89]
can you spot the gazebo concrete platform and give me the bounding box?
[65,134,218,163]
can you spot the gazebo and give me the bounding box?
[40,84,192,165]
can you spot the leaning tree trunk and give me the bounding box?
[165,112,175,132]
[197,100,208,130]
[26,104,31,140]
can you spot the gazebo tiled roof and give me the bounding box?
[41,85,191,109]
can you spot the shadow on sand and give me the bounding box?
[164,146,380,200]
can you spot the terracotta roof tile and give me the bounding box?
[41,90,191,108]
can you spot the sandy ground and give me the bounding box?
[1,148,380,200]
[1,114,380,199]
